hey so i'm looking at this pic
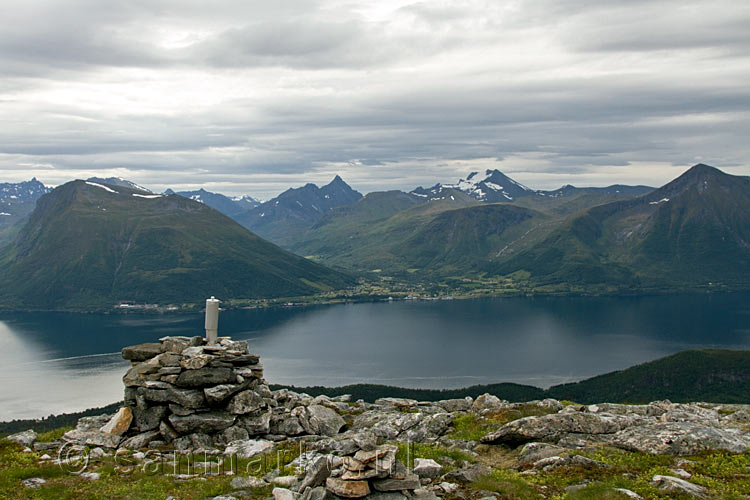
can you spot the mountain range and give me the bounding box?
[0,178,52,247]
[234,175,364,243]
[0,163,747,310]
[164,188,260,217]
[0,180,351,310]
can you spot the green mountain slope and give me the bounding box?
[493,164,750,290]
[288,188,555,278]
[547,349,750,404]
[0,180,352,310]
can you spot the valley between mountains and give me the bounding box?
[0,164,748,311]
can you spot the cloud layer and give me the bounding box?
[0,0,748,197]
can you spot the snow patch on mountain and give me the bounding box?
[85,182,117,194]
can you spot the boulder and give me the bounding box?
[413,458,442,479]
[120,429,161,450]
[273,488,299,500]
[231,476,268,489]
[63,429,120,448]
[299,455,332,490]
[650,475,708,498]
[435,398,473,413]
[532,455,611,471]
[122,342,162,362]
[442,464,491,483]
[224,439,274,459]
[375,398,418,408]
[273,476,299,488]
[100,407,132,436]
[472,394,506,412]
[169,410,236,434]
[326,477,370,498]
[271,413,305,436]
[5,429,37,447]
[611,422,750,455]
[305,405,346,436]
[481,412,633,446]
[517,442,568,466]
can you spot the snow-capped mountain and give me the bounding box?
[164,188,260,218]
[0,178,53,238]
[86,177,151,193]
[411,169,536,203]
[0,178,51,214]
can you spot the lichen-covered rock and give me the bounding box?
[651,475,708,498]
[517,442,569,466]
[304,405,346,437]
[532,454,611,471]
[611,422,749,455]
[299,455,332,490]
[231,475,268,489]
[472,393,507,413]
[413,458,442,479]
[63,429,120,448]
[442,464,491,483]
[228,389,266,415]
[481,412,637,446]
[5,429,37,447]
[434,398,473,413]
[120,429,160,449]
[224,439,274,458]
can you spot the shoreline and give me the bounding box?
[0,283,741,315]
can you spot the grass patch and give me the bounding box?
[448,404,556,441]
[471,469,539,500]
[396,443,475,470]
[37,427,73,443]
[0,431,303,500]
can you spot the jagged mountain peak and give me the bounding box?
[411,169,535,203]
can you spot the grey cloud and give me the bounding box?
[0,0,748,197]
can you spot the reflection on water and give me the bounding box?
[1,293,749,420]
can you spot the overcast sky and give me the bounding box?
[0,0,749,198]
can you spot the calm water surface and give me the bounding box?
[1,293,749,419]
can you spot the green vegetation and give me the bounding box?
[0,180,353,311]
[549,349,750,404]
[493,164,750,292]
[0,432,304,500]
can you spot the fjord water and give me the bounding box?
[1,293,749,420]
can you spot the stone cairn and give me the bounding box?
[58,333,435,500]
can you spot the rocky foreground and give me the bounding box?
[5,336,750,499]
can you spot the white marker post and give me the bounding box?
[205,296,220,345]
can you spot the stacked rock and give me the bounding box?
[324,443,423,499]
[116,335,275,450]
[275,432,435,500]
